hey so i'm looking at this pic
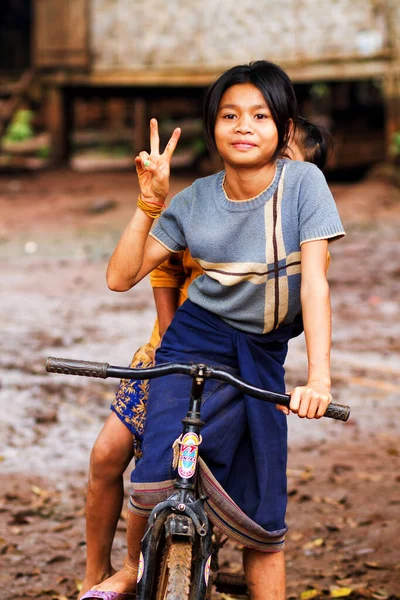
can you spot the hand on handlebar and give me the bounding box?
[135,118,181,203]
[277,380,332,419]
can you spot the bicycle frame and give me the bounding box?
[137,364,212,600]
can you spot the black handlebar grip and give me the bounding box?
[46,357,109,379]
[324,402,350,422]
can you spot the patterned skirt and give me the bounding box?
[129,299,303,552]
[111,343,155,460]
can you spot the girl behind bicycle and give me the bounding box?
[82,60,344,600]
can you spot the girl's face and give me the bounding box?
[214,83,279,168]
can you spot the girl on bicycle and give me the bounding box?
[79,117,332,598]
[82,60,344,600]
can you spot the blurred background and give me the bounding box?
[0,0,399,173]
[1,2,400,600]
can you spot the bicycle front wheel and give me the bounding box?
[156,538,193,600]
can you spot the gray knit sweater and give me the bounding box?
[151,159,345,334]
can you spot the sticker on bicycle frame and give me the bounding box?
[178,432,199,479]
[137,552,144,583]
[204,555,212,586]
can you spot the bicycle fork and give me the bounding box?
[136,365,213,600]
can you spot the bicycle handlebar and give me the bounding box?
[46,356,350,422]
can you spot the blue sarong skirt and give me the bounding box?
[129,300,303,552]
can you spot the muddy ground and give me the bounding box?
[0,167,400,600]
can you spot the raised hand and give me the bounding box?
[135,118,181,202]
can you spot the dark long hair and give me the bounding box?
[295,116,334,171]
[203,60,298,162]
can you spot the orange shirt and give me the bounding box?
[148,250,203,346]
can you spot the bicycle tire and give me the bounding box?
[155,538,192,600]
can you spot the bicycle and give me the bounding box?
[46,356,350,600]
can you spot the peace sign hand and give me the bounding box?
[135,118,181,203]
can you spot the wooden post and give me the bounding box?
[45,84,68,164]
[133,97,147,154]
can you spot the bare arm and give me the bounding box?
[151,253,185,338]
[153,287,179,339]
[106,214,171,291]
[288,239,332,419]
[106,118,181,291]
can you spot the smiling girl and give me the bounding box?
[82,60,345,600]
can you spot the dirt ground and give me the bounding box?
[0,167,400,600]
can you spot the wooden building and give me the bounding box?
[2,0,400,164]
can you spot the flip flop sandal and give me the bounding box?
[80,592,136,600]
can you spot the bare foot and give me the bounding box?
[78,568,117,599]
[90,562,138,594]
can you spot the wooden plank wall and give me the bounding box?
[90,0,391,73]
[34,0,88,68]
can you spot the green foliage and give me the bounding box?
[310,83,331,100]
[390,131,400,157]
[96,144,131,157]
[36,145,50,159]
[112,144,131,157]
[4,110,34,142]
[191,138,206,155]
